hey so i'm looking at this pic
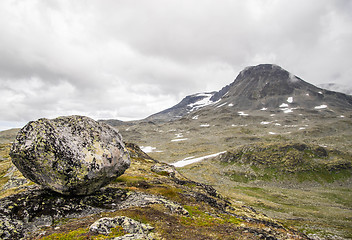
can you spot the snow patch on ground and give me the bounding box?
[140,146,156,153]
[175,133,183,138]
[216,102,228,108]
[171,151,226,167]
[200,124,210,127]
[274,123,281,126]
[287,97,293,103]
[260,107,268,111]
[280,103,289,108]
[283,108,293,113]
[280,107,297,113]
[340,115,345,118]
[228,103,234,107]
[232,124,248,127]
[299,127,306,130]
[238,111,249,116]
[192,115,199,120]
[171,138,188,142]
[314,105,327,109]
[260,121,271,125]
[269,132,276,135]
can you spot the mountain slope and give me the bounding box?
[147,64,352,122]
[146,92,218,122]
[318,83,352,96]
[208,64,352,112]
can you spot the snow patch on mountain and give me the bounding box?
[283,108,293,113]
[187,93,215,112]
[171,138,188,142]
[314,105,327,109]
[175,133,183,138]
[238,111,249,116]
[216,102,228,108]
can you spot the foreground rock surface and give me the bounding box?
[89,216,155,239]
[0,143,309,240]
[10,115,130,195]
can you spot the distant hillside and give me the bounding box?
[145,92,218,122]
[146,64,352,122]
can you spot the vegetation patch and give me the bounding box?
[220,142,352,183]
[182,205,242,226]
[40,226,125,240]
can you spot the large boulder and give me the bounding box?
[10,115,130,195]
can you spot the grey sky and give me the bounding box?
[1,0,351,130]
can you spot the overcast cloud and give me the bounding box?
[0,0,351,130]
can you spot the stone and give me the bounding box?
[151,163,176,177]
[89,216,155,239]
[10,115,130,195]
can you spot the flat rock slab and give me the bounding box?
[10,115,130,195]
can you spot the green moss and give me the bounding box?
[149,186,182,201]
[41,226,125,240]
[182,205,243,227]
[114,175,147,184]
[40,228,88,240]
[227,171,255,183]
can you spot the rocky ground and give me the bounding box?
[0,140,308,239]
[107,108,352,240]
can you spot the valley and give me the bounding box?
[115,108,352,239]
[111,64,352,239]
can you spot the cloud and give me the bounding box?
[0,0,351,128]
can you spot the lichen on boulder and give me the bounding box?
[9,115,130,195]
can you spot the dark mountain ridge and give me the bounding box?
[146,64,352,122]
[146,91,216,122]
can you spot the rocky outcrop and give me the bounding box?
[0,140,310,240]
[0,186,187,239]
[151,163,176,177]
[89,216,155,239]
[10,115,130,195]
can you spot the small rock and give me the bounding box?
[10,116,130,195]
[89,216,154,239]
[1,177,29,191]
[151,163,176,177]
[0,214,24,239]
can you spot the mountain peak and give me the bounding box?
[231,64,303,98]
[145,64,352,122]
